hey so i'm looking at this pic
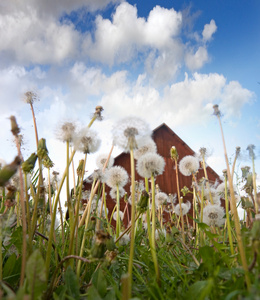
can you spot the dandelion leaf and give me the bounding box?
[3,253,21,286]
[25,249,47,299]
[64,266,80,300]
[92,268,107,298]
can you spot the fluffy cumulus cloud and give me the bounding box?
[0,0,215,79]
[202,19,217,41]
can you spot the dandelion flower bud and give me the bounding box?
[73,128,101,154]
[170,146,179,160]
[22,153,38,173]
[179,155,199,176]
[203,204,225,227]
[137,152,165,178]
[10,116,20,137]
[37,138,48,160]
[105,166,128,188]
[241,166,250,180]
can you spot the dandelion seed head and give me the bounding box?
[134,137,157,159]
[92,169,106,183]
[24,91,39,105]
[155,192,168,208]
[137,152,165,178]
[247,144,255,159]
[118,232,130,246]
[113,211,124,221]
[96,153,114,170]
[105,166,128,188]
[179,155,199,176]
[203,204,225,227]
[73,128,101,154]
[110,186,126,199]
[174,201,191,216]
[112,116,151,152]
[57,121,76,143]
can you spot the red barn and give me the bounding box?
[83,123,222,226]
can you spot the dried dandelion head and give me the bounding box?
[93,105,104,121]
[137,152,165,178]
[24,91,39,105]
[112,116,151,152]
[213,104,221,116]
[179,155,199,176]
[73,128,101,154]
[247,144,255,159]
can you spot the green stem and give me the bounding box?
[224,175,234,255]
[216,114,251,290]
[127,148,136,297]
[174,158,185,241]
[68,154,87,258]
[116,185,121,243]
[45,149,76,279]
[150,174,160,284]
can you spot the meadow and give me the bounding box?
[0,93,259,299]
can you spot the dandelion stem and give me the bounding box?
[150,173,160,284]
[45,149,76,279]
[174,158,185,241]
[127,148,136,297]
[224,173,234,255]
[215,109,251,290]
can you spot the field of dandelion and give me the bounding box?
[0,93,259,299]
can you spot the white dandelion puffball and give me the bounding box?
[105,166,128,188]
[155,192,169,208]
[57,121,76,143]
[179,155,200,176]
[204,187,221,205]
[112,116,151,152]
[113,211,124,221]
[73,128,101,154]
[118,232,130,246]
[203,204,225,227]
[137,152,165,178]
[96,153,114,170]
[174,202,191,216]
[134,136,157,159]
[110,186,126,200]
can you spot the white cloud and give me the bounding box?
[202,19,217,41]
[0,9,80,64]
[220,81,255,118]
[185,46,209,70]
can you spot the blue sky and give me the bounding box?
[0,0,259,184]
